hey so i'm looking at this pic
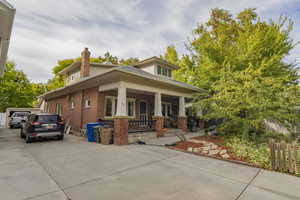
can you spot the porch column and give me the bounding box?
[114,87,128,145]
[153,92,164,137]
[178,96,188,132]
[154,92,162,116]
[116,87,127,117]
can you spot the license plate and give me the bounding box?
[47,125,54,129]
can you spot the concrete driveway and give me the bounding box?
[0,128,299,200]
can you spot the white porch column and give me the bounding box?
[154,92,162,116]
[116,87,127,116]
[179,96,186,117]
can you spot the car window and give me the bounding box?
[36,115,59,123]
[16,113,29,117]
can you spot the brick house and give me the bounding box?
[40,48,205,145]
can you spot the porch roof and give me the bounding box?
[0,0,15,76]
[41,65,206,99]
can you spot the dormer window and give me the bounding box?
[157,65,172,78]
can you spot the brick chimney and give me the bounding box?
[80,48,91,78]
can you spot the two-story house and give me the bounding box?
[40,48,205,145]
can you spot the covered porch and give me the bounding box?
[99,81,191,145]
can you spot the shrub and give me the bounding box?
[225,136,271,168]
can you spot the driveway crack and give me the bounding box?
[235,168,261,200]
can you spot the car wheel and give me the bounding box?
[20,129,25,138]
[58,135,64,140]
[25,135,32,143]
[9,125,13,129]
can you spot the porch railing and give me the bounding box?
[128,120,156,133]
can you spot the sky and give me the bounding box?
[7,0,300,83]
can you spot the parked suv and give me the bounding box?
[9,112,30,128]
[20,113,65,143]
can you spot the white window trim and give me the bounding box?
[85,98,91,108]
[56,103,62,116]
[104,96,117,118]
[71,100,75,109]
[156,65,172,78]
[127,98,136,118]
[162,102,172,117]
[104,96,136,118]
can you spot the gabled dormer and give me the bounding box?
[134,56,179,79]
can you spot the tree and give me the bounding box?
[162,46,197,83]
[0,62,45,112]
[185,8,299,135]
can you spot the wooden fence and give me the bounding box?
[269,139,299,174]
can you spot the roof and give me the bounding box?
[59,62,121,75]
[116,66,202,92]
[0,0,15,77]
[59,56,180,75]
[41,65,206,99]
[134,56,180,70]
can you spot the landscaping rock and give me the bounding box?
[219,149,227,155]
[221,153,230,159]
[193,148,201,153]
[208,149,220,155]
[201,150,209,154]
[210,144,219,150]
[187,147,193,152]
[201,146,210,151]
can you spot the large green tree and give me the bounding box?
[168,8,300,135]
[0,62,46,112]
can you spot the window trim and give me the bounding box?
[84,98,91,108]
[127,98,136,118]
[71,100,75,109]
[162,102,172,117]
[104,96,136,118]
[55,103,62,116]
[156,65,172,78]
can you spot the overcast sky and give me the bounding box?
[7,0,300,83]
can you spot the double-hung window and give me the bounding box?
[157,65,172,78]
[105,96,135,118]
[55,104,62,116]
[127,98,136,117]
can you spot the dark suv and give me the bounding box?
[20,113,65,143]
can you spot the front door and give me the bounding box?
[139,101,147,126]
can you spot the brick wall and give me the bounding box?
[45,87,105,133]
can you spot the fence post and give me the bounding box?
[294,143,299,174]
[269,139,276,170]
[281,141,286,171]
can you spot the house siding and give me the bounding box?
[46,87,104,133]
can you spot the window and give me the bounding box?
[105,96,135,117]
[162,102,172,117]
[105,97,114,117]
[157,65,172,78]
[71,100,75,109]
[127,99,136,117]
[55,104,62,116]
[85,99,91,108]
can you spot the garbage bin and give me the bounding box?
[86,122,104,142]
[100,127,113,145]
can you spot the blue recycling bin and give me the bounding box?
[86,122,104,142]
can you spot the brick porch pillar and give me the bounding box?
[178,116,188,132]
[113,117,128,145]
[153,116,164,137]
